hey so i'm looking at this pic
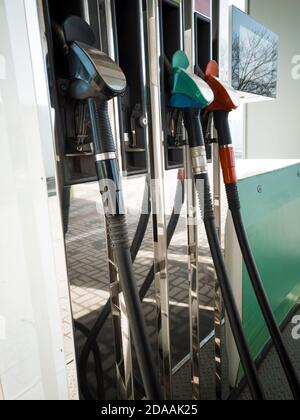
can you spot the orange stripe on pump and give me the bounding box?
[219,146,237,185]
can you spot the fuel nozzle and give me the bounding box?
[168,51,215,177]
[169,51,214,110]
[63,16,126,101]
[204,60,240,185]
[205,60,240,113]
[169,51,215,176]
[62,16,127,215]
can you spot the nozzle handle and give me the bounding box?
[213,110,232,147]
[88,99,116,155]
[88,99,125,216]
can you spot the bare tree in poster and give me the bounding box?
[232,27,278,97]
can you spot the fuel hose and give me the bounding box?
[77,172,185,400]
[87,98,162,400]
[184,108,265,401]
[213,109,300,401]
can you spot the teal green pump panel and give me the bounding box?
[237,163,300,379]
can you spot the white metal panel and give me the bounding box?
[26,0,78,390]
[0,0,76,400]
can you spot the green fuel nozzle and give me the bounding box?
[170,51,214,110]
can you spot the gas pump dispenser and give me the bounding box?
[3,0,299,402]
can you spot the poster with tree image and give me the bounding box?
[231,6,279,98]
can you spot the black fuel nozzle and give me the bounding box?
[62,16,127,215]
[63,16,126,102]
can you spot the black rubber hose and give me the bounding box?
[106,214,162,400]
[130,176,151,262]
[74,320,105,400]
[78,177,184,400]
[227,183,300,400]
[195,175,264,401]
[87,98,161,400]
[77,177,150,400]
[214,110,300,400]
[184,108,265,400]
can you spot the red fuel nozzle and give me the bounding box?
[204,61,240,185]
[205,61,240,113]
